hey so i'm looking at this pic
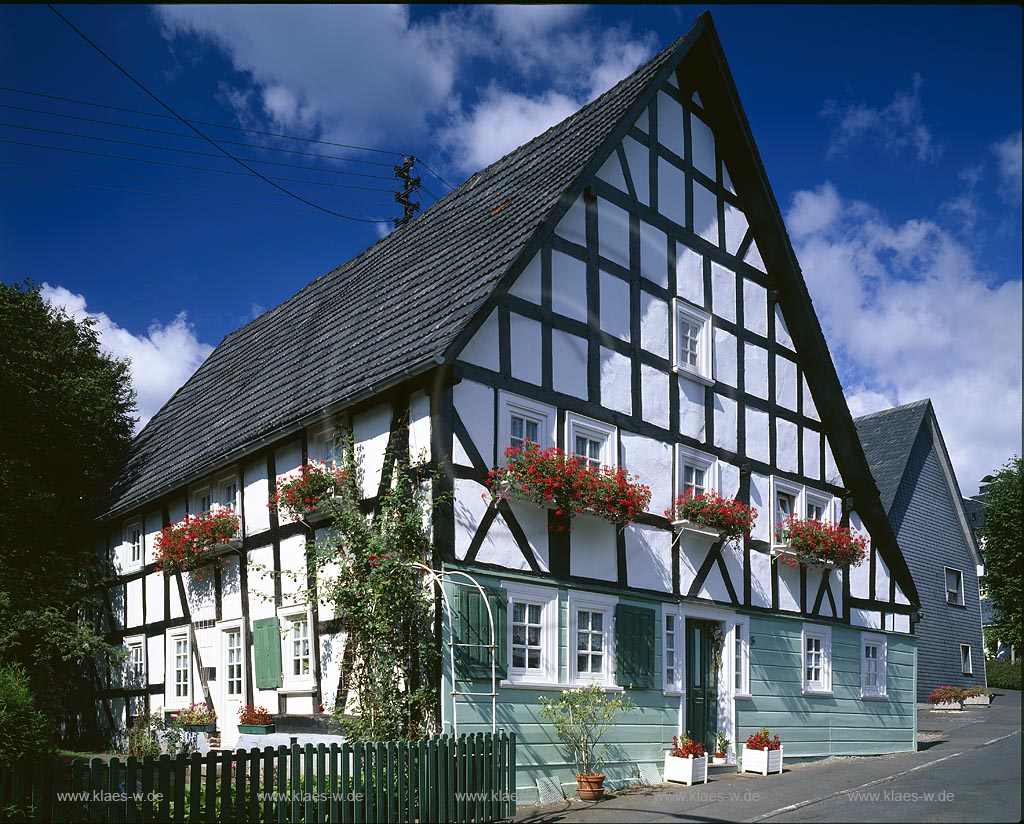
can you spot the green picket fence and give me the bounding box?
[0,732,516,823]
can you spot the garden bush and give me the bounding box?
[0,663,53,762]
[986,659,1022,691]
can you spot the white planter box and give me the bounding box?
[965,695,991,706]
[741,745,783,775]
[932,701,963,710]
[664,754,709,786]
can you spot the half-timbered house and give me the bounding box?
[93,12,920,801]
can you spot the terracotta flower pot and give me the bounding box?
[576,773,606,801]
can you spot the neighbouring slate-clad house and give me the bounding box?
[92,13,921,801]
[855,400,986,701]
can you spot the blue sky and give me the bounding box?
[1,5,1020,495]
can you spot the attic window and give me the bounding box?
[672,299,712,382]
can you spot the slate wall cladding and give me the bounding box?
[889,425,986,701]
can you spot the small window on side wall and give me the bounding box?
[961,644,972,675]
[945,568,964,606]
[565,413,617,470]
[672,299,712,382]
[497,392,555,462]
[125,520,143,569]
[860,632,887,698]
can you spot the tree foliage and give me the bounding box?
[978,456,1023,650]
[0,280,136,743]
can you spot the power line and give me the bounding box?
[416,158,457,192]
[47,5,383,223]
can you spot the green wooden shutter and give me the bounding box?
[615,604,655,689]
[452,586,507,680]
[253,617,283,689]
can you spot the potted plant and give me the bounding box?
[664,733,709,785]
[713,731,730,764]
[270,460,349,524]
[154,506,241,574]
[773,516,867,568]
[664,490,757,544]
[487,442,651,529]
[929,685,966,710]
[174,702,217,733]
[964,685,992,707]
[741,728,783,775]
[237,705,275,734]
[539,684,636,801]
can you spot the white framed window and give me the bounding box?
[802,623,832,695]
[676,444,718,501]
[733,619,750,698]
[190,485,212,515]
[168,633,190,706]
[565,413,617,470]
[124,636,145,687]
[214,472,239,513]
[805,491,831,523]
[860,632,887,698]
[498,392,555,461]
[501,581,559,686]
[771,477,802,547]
[224,627,243,698]
[124,519,143,569]
[961,644,972,675]
[663,610,682,693]
[281,609,314,690]
[672,299,712,382]
[945,568,965,606]
[568,592,616,685]
[310,424,343,465]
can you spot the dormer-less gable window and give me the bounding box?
[672,299,712,382]
[945,567,965,606]
[565,413,617,470]
[498,392,555,462]
[124,519,143,569]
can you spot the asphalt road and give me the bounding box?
[515,690,1022,823]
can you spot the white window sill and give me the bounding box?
[500,680,564,691]
[734,692,753,700]
[278,685,316,695]
[802,689,833,697]
[860,692,888,700]
[672,367,713,387]
[570,680,624,692]
[663,689,684,697]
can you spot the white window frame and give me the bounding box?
[771,477,803,548]
[676,444,719,502]
[944,567,965,606]
[221,624,244,700]
[167,632,191,708]
[309,424,343,466]
[801,623,832,695]
[568,591,617,686]
[190,484,212,516]
[124,635,145,689]
[124,519,144,570]
[501,581,559,687]
[961,644,973,675]
[280,607,315,692]
[497,392,556,462]
[671,299,712,383]
[214,471,240,514]
[663,608,683,695]
[805,491,832,523]
[860,632,888,698]
[565,413,617,470]
[732,618,751,699]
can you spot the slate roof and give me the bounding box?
[854,400,931,513]
[104,18,699,519]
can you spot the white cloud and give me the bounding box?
[991,129,1022,206]
[821,74,941,163]
[40,284,214,432]
[787,187,1022,495]
[787,182,842,239]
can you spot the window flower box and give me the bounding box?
[271,461,349,522]
[182,723,217,733]
[238,724,275,734]
[154,507,240,574]
[300,496,345,527]
[672,519,722,545]
[771,546,836,570]
[173,703,216,733]
[964,694,991,706]
[741,745,783,775]
[664,491,757,543]
[238,705,274,734]
[774,516,867,568]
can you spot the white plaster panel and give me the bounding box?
[698,563,730,603]
[724,207,748,260]
[721,542,745,602]
[723,164,735,195]
[713,393,737,453]
[571,516,617,581]
[279,534,308,603]
[774,306,794,350]
[803,428,821,481]
[246,546,277,620]
[596,153,628,194]
[600,271,631,342]
[146,635,164,685]
[680,543,709,595]
[319,631,344,710]
[776,357,798,411]
[802,378,819,421]
[623,137,650,206]
[641,365,670,430]
[657,91,685,158]
[621,431,672,515]
[744,343,768,400]
[127,578,143,628]
[884,613,896,632]
[633,105,650,137]
[776,419,799,474]
[749,550,771,608]
[744,239,766,273]
[453,380,494,468]
[408,390,431,461]
[353,405,391,498]
[676,244,703,304]
[551,250,588,323]
[145,572,165,623]
[453,434,472,469]
[893,614,910,633]
[184,569,216,622]
[640,291,669,358]
[666,72,679,90]
[509,253,542,304]
[829,569,844,618]
[657,158,686,228]
[778,563,800,612]
[243,459,270,535]
[110,586,125,631]
[895,584,910,606]
[598,198,630,269]
[825,439,841,486]
[555,195,586,247]
[275,440,303,487]
[169,497,186,524]
[316,559,341,621]
[719,462,740,498]
[552,329,588,401]
[710,262,736,323]
[743,279,768,337]
[600,347,632,415]
[745,407,770,465]
[690,112,716,179]
[639,221,667,287]
[749,474,771,544]
[851,608,881,630]
[874,550,891,603]
[474,511,532,572]
[459,309,500,372]
[848,549,871,600]
[713,328,737,388]
[144,510,162,565]
[678,378,705,440]
[509,500,550,572]
[169,581,183,620]
[693,182,718,245]
[624,525,671,592]
[220,559,242,621]
[510,313,543,386]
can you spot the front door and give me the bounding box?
[219,626,245,748]
[685,619,718,749]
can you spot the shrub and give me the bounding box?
[986,659,1022,691]
[745,728,781,750]
[127,712,162,758]
[0,663,53,762]
[929,685,966,705]
[669,733,706,758]
[539,684,636,776]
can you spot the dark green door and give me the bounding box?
[685,619,718,748]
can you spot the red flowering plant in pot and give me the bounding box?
[486,442,651,530]
[775,516,867,568]
[664,733,709,785]
[270,460,348,522]
[664,490,757,543]
[153,505,240,575]
[238,705,275,734]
